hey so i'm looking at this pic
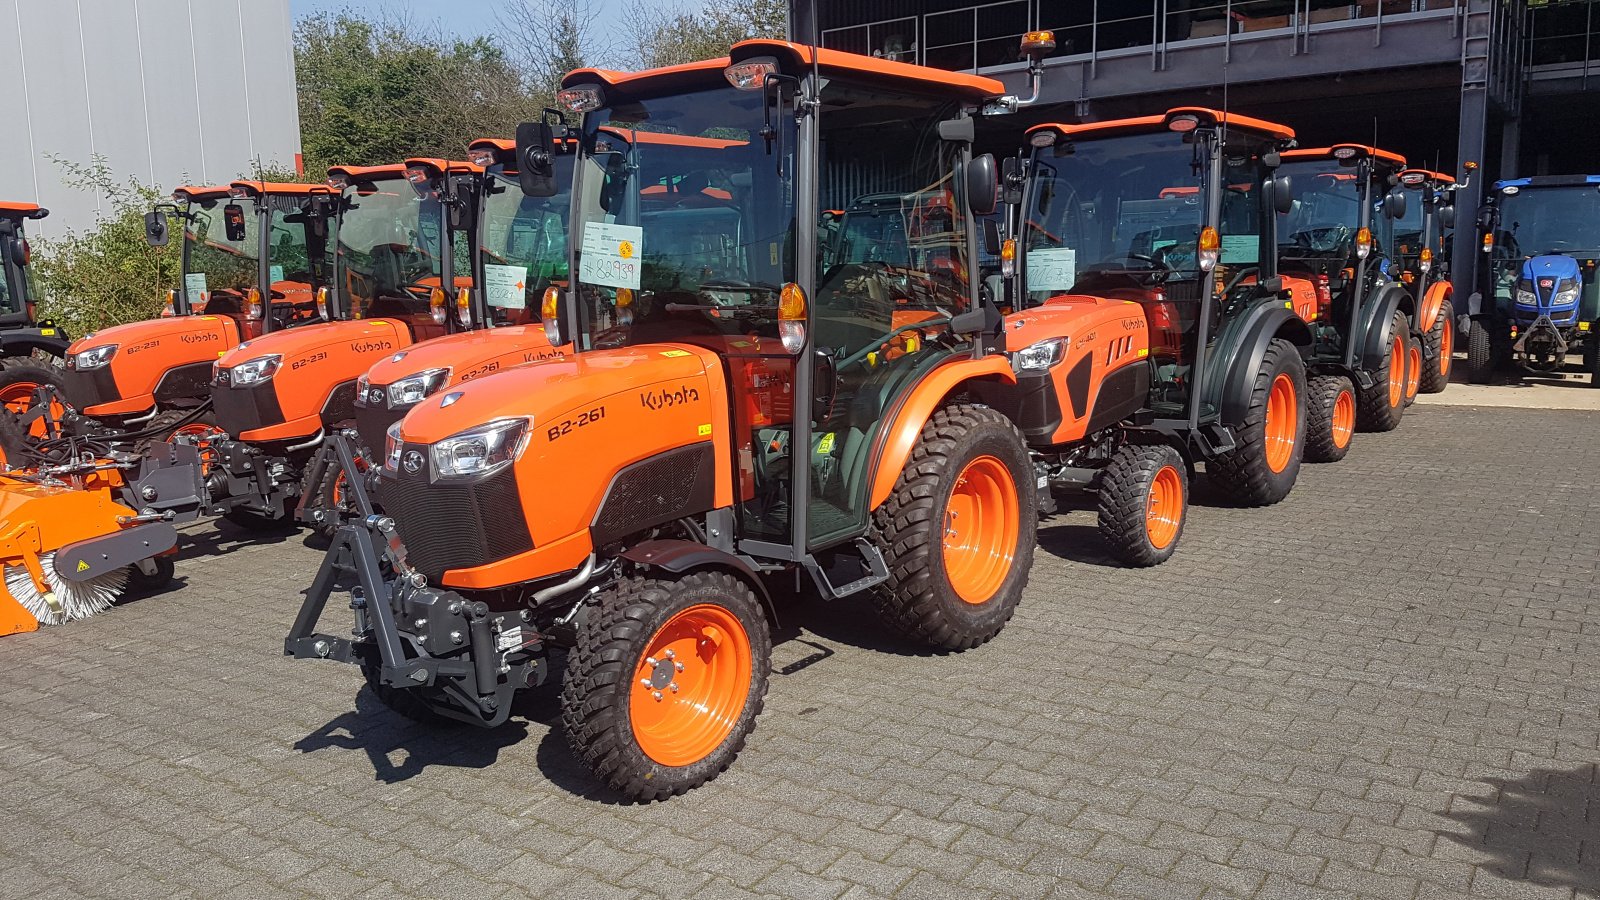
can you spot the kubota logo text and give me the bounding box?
[640,384,700,411]
[180,332,218,344]
[350,340,395,354]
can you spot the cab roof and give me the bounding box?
[0,202,47,220]
[1495,174,1600,190]
[172,185,234,202]
[326,164,407,183]
[1282,145,1407,171]
[229,180,333,197]
[1399,168,1455,189]
[403,158,483,176]
[563,38,1004,102]
[1026,107,1295,144]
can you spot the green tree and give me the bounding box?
[624,0,787,70]
[30,157,181,337]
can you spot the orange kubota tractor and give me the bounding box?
[177,163,481,529]
[1394,166,1464,395]
[287,38,1312,800]
[59,184,337,441]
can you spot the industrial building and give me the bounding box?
[0,0,301,236]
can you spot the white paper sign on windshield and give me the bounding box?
[1026,247,1076,292]
[579,222,643,290]
[269,264,285,283]
[484,264,528,309]
[185,273,207,300]
[1220,234,1258,264]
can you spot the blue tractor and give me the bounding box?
[1468,175,1600,385]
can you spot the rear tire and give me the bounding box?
[1403,327,1422,407]
[0,358,67,463]
[562,572,770,802]
[1304,374,1356,463]
[1585,331,1600,388]
[1466,320,1494,384]
[1419,299,1454,394]
[1357,310,1409,432]
[1096,443,1187,567]
[871,404,1035,651]
[1207,338,1305,507]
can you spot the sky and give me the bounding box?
[289,0,627,42]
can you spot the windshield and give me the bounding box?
[478,161,573,326]
[1494,185,1600,258]
[1021,130,1264,303]
[335,181,445,320]
[1278,162,1368,262]
[183,198,261,312]
[572,85,796,349]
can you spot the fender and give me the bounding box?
[867,355,1016,510]
[1356,283,1410,371]
[620,537,772,608]
[0,328,70,359]
[1210,305,1312,426]
[1419,281,1452,333]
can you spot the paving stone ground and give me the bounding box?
[3,400,1600,899]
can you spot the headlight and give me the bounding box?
[1553,286,1581,307]
[384,421,403,472]
[430,417,530,479]
[225,354,282,386]
[355,373,370,402]
[1515,283,1538,307]
[73,344,117,370]
[386,368,451,408]
[1012,338,1066,372]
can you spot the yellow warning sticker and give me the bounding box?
[818,433,836,454]
[660,349,691,358]
[75,560,89,572]
[38,328,54,336]
[697,424,712,436]
[1137,348,1149,358]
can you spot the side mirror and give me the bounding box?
[811,349,837,425]
[1383,191,1407,220]
[1439,204,1456,229]
[965,153,998,217]
[1000,155,1024,205]
[144,210,169,247]
[515,120,557,198]
[1273,174,1294,215]
[223,203,247,243]
[982,217,1001,256]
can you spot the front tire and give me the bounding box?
[1207,338,1306,507]
[871,404,1035,651]
[1403,327,1422,406]
[1419,299,1454,394]
[562,572,770,802]
[1466,320,1494,384]
[1097,443,1187,567]
[1304,374,1356,463]
[1357,310,1409,432]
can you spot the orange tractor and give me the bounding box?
[1394,167,1464,395]
[1275,146,1419,460]
[0,202,74,458]
[287,40,1318,800]
[59,183,337,440]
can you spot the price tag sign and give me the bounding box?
[1220,234,1258,264]
[185,273,207,299]
[484,264,528,309]
[579,222,643,290]
[1026,247,1076,292]
[269,264,285,283]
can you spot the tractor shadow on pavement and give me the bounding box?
[1436,763,1600,894]
[293,687,538,785]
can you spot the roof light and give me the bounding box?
[1020,30,1056,55]
[326,173,349,191]
[1419,247,1433,273]
[1400,172,1425,186]
[1167,114,1200,133]
[467,147,496,167]
[725,58,778,91]
[1332,146,1359,160]
[1028,130,1058,148]
[1501,185,1519,195]
[171,190,187,202]
[229,185,252,199]
[1000,238,1016,278]
[555,84,604,114]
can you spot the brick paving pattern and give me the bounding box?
[2,402,1599,899]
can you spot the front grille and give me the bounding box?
[354,402,402,455]
[62,367,119,409]
[213,381,285,435]
[384,460,533,581]
[592,443,714,545]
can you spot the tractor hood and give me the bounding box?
[364,325,564,389]
[1521,254,1582,286]
[398,343,715,446]
[68,314,239,357]
[62,315,244,416]
[216,319,410,373]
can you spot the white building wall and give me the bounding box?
[0,0,302,237]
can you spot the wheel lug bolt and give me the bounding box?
[674,662,684,672]
[652,691,663,701]
[669,682,679,693]
[664,649,675,659]
[645,656,657,666]
[639,678,652,688]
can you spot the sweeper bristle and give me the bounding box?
[4,554,128,626]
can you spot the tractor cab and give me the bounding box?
[1394,169,1457,288]
[1471,176,1600,380]
[0,203,68,355]
[61,183,338,422]
[1016,110,1299,426]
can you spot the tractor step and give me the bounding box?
[804,538,890,600]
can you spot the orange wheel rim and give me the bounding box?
[1405,344,1421,399]
[1264,374,1297,474]
[1145,465,1183,550]
[941,455,1019,604]
[629,603,752,768]
[0,381,60,439]
[1331,388,1355,449]
[1387,336,1404,408]
[1439,320,1453,377]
